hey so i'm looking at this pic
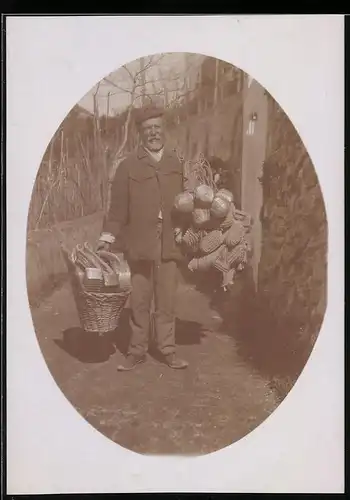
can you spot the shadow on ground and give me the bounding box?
[54,329,115,363]
[206,264,318,400]
[54,309,205,364]
[33,278,279,455]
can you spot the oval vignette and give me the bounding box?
[26,52,327,455]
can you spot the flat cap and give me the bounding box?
[134,103,165,125]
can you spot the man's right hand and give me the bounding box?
[96,240,111,252]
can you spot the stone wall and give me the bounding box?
[26,211,104,307]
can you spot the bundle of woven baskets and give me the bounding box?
[61,242,131,333]
[173,154,253,289]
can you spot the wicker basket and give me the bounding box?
[226,244,248,267]
[224,221,245,248]
[234,209,253,232]
[194,184,215,208]
[61,246,131,333]
[188,244,226,272]
[182,227,201,253]
[220,204,236,229]
[214,242,248,273]
[210,196,230,219]
[192,208,211,227]
[199,229,224,254]
[213,246,230,273]
[174,191,195,213]
[216,188,234,204]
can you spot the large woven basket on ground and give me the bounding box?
[61,246,131,334]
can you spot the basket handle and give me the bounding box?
[60,244,85,289]
[83,243,115,274]
[96,250,126,272]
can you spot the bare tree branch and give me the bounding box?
[122,64,136,82]
[35,171,62,229]
[134,53,164,77]
[103,75,188,100]
[101,54,202,109]
[103,77,133,94]
[99,54,203,109]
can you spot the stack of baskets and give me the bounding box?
[173,153,253,289]
[61,242,131,333]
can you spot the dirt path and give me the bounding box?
[31,281,278,455]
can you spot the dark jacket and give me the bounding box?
[103,146,186,262]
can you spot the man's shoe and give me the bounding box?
[164,354,189,370]
[117,354,146,371]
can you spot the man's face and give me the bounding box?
[139,116,165,152]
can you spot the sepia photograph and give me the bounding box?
[25,51,328,456]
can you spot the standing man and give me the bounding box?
[98,104,188,371]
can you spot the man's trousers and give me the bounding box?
[127,224,178,357]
